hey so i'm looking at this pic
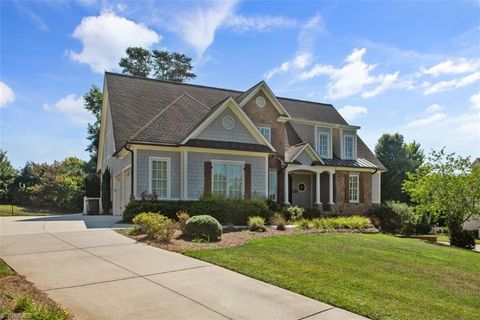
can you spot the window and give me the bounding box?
[256,96,266,108]
[150,157,170,198]
[316,131,330,158]
[212,161,244,199]
[349,174,359,203]
[258,127,271,143]
[268,170,277,201]
[344,134,354,159]
[298,183,306,192]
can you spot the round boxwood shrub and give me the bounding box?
[185,215,222,242]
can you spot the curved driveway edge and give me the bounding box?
[0,214,367,320]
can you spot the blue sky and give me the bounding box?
[1,0,479,168]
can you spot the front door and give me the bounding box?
[291,174,312,208]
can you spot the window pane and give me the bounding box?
[349,175,358,202]
[151,159,168,198]
[213,163,227,197]
[269,171,277,201]
[259,127,271,143]
[228,164,243,199]
[344,136,354,158]
[317,132,329,158]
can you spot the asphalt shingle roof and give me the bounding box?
[105,72,384,170]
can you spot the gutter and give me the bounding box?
[125,144,134,199]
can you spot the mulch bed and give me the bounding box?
[0,263,72,319]
[118,227,379,253]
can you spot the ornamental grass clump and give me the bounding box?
[310,216,372,230]
[272,213,286,231]
[176,210,190,234]
[247,216,267,232]
[297,218,312,230]
[132,212,177,242]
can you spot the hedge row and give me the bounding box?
[123,198,271,225]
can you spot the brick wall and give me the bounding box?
[333,170,372,215]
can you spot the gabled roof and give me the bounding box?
[236,81,291,118]
[285,143,323,164]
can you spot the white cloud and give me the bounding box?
[406,112,447,128]
[68,11,160,73]
[470,92,480,110]
[264,53,313,80]
[361,72,399,98]
[338,105,368,122]
[223,15,297,32]
[263,14,323,80]
[43,94,94,125]
[167,1,297,56]
[421,58,480,77]
[300,48,385,100]
[170,1,236,56]
[423,71,480,95]
[0,81,15,108]
[426,104,444,113]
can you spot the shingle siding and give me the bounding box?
[136,149,181,199]
[197,108,257,144]
[187,152,267,199]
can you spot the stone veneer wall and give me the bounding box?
[332,170,373,215]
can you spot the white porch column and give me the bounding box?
[328,171,335,204]
[283,168,290,205]
[315,172,321,205]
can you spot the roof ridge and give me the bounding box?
[183,92,210,111]
[105,72,244,94]
[105,72,337,109]
[128,93,190,142]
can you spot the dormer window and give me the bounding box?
[315,127,331,158]
[258,126,271,143]
[344,134,355,159]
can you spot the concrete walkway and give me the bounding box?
[0,214,367,320]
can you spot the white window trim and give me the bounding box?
[315,127,332,158]
[258,126,272,143]
[148,156,171,199]
[343,133,356,159]
[348,174,359,203]
[268,170,277,201]
[211,160,245,198]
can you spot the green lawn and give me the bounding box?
[185,233,480,320]
[436,234,480,245]
[0,260,13,277]
[0,204,54,217]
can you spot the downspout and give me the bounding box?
[125,144,134,199]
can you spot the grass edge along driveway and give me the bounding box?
[185,233,480,320]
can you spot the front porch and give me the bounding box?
[283,164,335,209]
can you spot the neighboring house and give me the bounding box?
[97,72,386,216]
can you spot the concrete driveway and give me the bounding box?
[0,214,366,320]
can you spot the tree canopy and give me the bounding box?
[375,133,424,203]
[119,47,196,82]
[0,149,17,202]
[403,149,480,248]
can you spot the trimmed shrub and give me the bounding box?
[123,198,270,225]
[185,215,222,242]
[284,205,304,222]
[450,230,476,249]
[176,211,190,234]
[368,201,418,235]
[132,212,177,242]
[248,216,266,232]
[272,213,286,231]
